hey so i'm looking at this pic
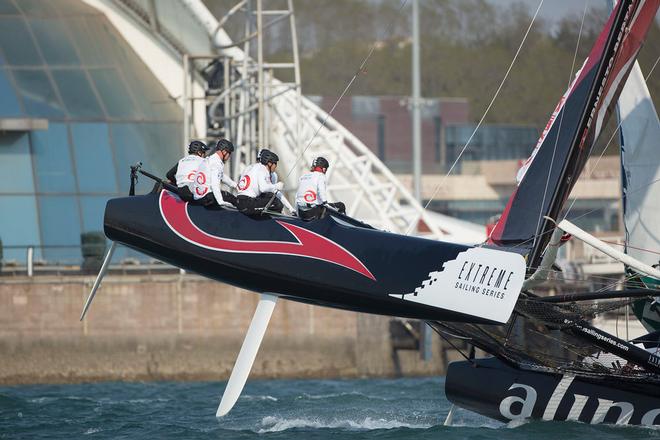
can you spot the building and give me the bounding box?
[0,1,183,263]
[310,95,539,174]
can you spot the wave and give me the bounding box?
[296,391,398,401]
[241,395,278,402]
[257,415,432,432]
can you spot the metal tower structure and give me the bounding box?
[191,1,484,241]
[115,0,484,243]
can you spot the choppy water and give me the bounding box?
[1,377,659,439]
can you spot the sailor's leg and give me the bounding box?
[329,202,346,214]
[256,193,283,212]
[236,195,256,214]
[299,206,323,221]
[221,190,237,207]
[178,186,195,202]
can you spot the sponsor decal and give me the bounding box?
[237,175,250,191]
[499,375,660,426]
[303,190,317,203]
[195,171,208,196]
[159,191,375,280]
[389,247,525,323]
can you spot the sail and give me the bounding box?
[489,0,660,271]
[620,62,660,267]
[618,61,660,331]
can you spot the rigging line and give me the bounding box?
[408,0,545,236]
[532,0,590,251]
[506,175,660,255]
[599,240,660,256]
[525,327,594,361]
[282,0,408,179]
[428,323,475,364]
[562,52,660,220]
[595,272,637,293]
[262,0,409,211]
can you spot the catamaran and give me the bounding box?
[81,0,660,426]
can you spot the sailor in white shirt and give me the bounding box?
[192,139,238,207]
[295,157,346,220]
[166,140,209,202]
[236,149,294,214]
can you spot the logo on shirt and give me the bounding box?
[303,190,317,203]
[195,172,208,196]
[159,191,376,281]
[238,175,251,191]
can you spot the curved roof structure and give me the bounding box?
[0,0,182,262]
[0,0,485,265]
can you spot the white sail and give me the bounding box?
[619,61,660,267]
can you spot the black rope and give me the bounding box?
[428,322,475,366]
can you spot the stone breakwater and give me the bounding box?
[0,274,455,384]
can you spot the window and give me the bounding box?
[70,123,117,193]
[0,69,22,117]
[0,132,35,193]
[0,0,19,14]
[146,122,183,174]
[0,195,41,261]
[28,18,80,66]
[31,123,77,193]
[51,69,104,119]
[89,68,138,119]
[351,96,380,119]
[80,195,110,233]
[12,0,60,17]
[109,123,148,194]
[38,195,81,263]
[65,16,115,66]
[0,17,42,66]
[11,69,65,117]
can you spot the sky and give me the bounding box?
[491,0,598,22]
[490,0,659,27]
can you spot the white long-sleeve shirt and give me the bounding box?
[174,154,204,191]
[192,153,236,202]
[237,163,280,197]
[237,164,294,212]
[295,171,328,207]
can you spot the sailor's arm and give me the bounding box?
[276,192,295,213]
[222,174,237,190]
[166,164,178,184]
[210,162,226,204]
[258,168,280,194]
[317,174,328,204]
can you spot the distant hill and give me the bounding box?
[206,0,659,145]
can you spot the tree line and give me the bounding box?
[206,0,659,135]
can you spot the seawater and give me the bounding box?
[1,377,658,439]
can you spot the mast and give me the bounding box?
[412,0,422,204]
[527,0,632,267]
[489,0,659,271]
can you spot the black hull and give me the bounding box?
[104,191,525,324]
[446,357,660,426]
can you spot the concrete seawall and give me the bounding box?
[0,274,458,385]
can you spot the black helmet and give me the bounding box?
[258,149,279,165]
[215,138,235,153]
[188,140,209,155]
[312,156,329,169]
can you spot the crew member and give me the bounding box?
[192,139,237,207]
[295,156,346,220]
[236,149,293,214]
[258,149,296,215]
[166,140,208,201]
